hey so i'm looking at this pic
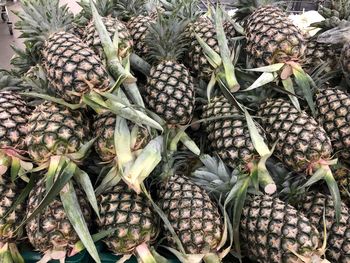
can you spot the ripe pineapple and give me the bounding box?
[244,5,306,67]
[16,0,110,104]
[158,173,223,255]
[0,91,30,150]
[26,178,91,257]
[298,192,350,262]
[257,98,333,173]
[315,88,350,162]
[201,95,263,170]
[144,16,195,125]
[241,195,323,263]
[96,182,158,255]
[25,101,89,164]
[93,111,150,162]
[83,16,133,61]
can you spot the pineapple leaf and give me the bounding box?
[324,169,341,223]
[95,166,120,195]
[134,244,157,263]
[245,72,277,91]
[282,77,301,111]
[10,157,21,182]
[74,168,100,219]
[60,181,100,263]
[19,92,82,109]
[214,7,240,92]
[45,155,64,191]
[194,33,222,68]
[114,116,133,166]
[178,131,201,156]
[67,138,96,161]
[8,243,24,263]
[0,243,13,263]
[100,93,164,131]
[292,66,316,117]
[245,63,284,72]
[244,108,270,156]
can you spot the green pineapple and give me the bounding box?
[144,15,195,125]
[15,0,110,104]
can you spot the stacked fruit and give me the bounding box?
[0,0,350,262]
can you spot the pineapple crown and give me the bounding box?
[145,13,188,62]
[15,0,74,52]
[77,0,117,21]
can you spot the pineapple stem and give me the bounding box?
[203,253,221,263]
[135,243,157,263]
[130,53,151,76]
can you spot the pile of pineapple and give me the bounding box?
[1,0,350,262]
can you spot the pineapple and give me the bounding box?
[341,42,350,83]
[26,178,92,258]
[298,192,350,262]
[303,37,340,73]
[96,182,158,255]
[158,173,223,255]
[83,16,133,61]
[191,154,326,262]
[315,88,350,162]
[0,91,30,150]
[257,98,333,173]
[144,16,195,125]
[201,95,263,170]
[244,5,306,67]
[16,0,110,104]
[93,111,150,163]
[333,164,350,206]
[117,0,159,58]
[25,101,89,164]
[0,174,24,245]
[241,194,322,263]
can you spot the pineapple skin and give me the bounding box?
[299,192,350,262]
[341,42,350,83]
[315,88,350,162]
[257,98,333,172]
[0,91,30,150]
[145,61,195,125]
[96,183,158,254]
[126,15,154,58]
[25,102,89,164]
[0,175,24,244]
[303,38,340,73]
[93,111,150,162]
[241,195,321,263]
[245,5,306,67]
[158,174,223,254]
[26,178,91,253]
[84,16,133,61]
[202,95,263,169]
[42,31,110,104]
[333,165,350,207]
